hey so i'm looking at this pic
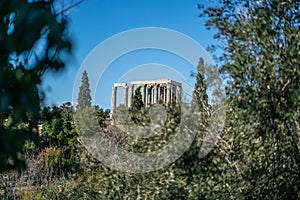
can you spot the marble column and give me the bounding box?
[166,84,171,104]
[177,85,182,102]
[172,85,177,102]
[124,84,128,107]
[160,86,164,103]
[129,84,134,107]
[142,84,146,107]
[112,86,117,114]
[154,83,158,104]
[147,86,152,107]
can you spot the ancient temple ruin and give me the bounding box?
[111,79,182,115]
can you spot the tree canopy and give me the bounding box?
[0,0,71,172]
[198,0,300,198]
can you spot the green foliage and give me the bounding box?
[0,0,71,172]
[129,87,149,125]
[115,104,133,125]
[42,103,78,148]
[74,106,102,138]
[40,103,80,176]
[119,101,181,157]
[193,57,209,110]
[198,0,300,198]
[44,147,78,176]
[131,87,144,110]
[94,105,110,128]
[3,1,299,199]
[74,70,107,138]
[163,102,181,134]
[77,70,92,110]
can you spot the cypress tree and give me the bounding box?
[129,87,146,125]
[131,88,144,111]
[77,70,92,110]
[193,57,209,112]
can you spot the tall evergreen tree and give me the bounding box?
[129,87,145,125]
[191,57,211,135]
[193,57,209,111]
[131,87,144,110]
[77,70,92,110]
[75,71,100,138]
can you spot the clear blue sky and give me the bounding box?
[42,0,217,109]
